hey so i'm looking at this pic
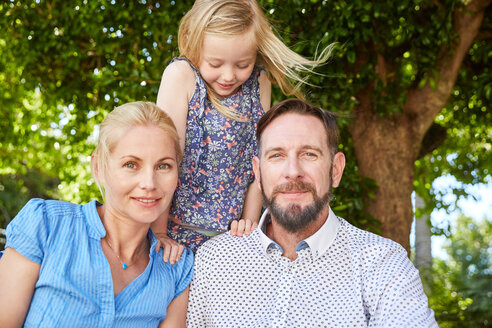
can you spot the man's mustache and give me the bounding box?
[272,181,316,198]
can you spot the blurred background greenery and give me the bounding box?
[0,1,490,326]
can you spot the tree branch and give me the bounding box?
[404,0,491,135]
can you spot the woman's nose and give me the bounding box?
[139,168,156,190]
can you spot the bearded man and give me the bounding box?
[187,99,438,328]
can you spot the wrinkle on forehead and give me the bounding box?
[259,113,330,157]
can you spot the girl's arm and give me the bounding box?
[0,248,40,327]
[230,70,271,237]
[151,203,184,265]
[258,69,272,113]
[158,287,189,328]
[230,179,262,236]
[152,60,196,263]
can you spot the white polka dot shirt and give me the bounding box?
[187,208,438,327]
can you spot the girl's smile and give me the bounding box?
[198,28,257,98]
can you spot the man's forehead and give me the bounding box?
[260,113,328,151]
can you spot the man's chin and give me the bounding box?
[274,198,312,211]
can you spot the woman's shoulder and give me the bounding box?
[5,199,88,263]
[10,199,92,233]
[17,198,81,218]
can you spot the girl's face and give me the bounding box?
[100,125,178,225]
[198,28,257,98]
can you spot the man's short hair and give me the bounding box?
[256,98,339,157]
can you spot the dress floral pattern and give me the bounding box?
[167,58,265,251]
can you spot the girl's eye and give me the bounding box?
[124,162,136,169]
[209,62,220,68]
[237,64,250,69]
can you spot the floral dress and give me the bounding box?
[167,58,265,252]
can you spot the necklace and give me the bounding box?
[104,238,134,270]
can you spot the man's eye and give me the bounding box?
[304,152,318,158]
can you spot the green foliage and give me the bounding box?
[429,215,492,327]
[414,22,492,222]
[0,0,193,228]
[0,0,489,244]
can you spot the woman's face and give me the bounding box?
[100,124,178,225]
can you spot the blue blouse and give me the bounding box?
[5,198,193,327]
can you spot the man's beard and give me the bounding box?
[261,167,333,233]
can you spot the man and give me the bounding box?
[187,99,438,327]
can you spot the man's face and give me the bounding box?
[253,113,345,232]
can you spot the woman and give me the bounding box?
[0,102,193,327]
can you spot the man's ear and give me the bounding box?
[252,156,262,192]
[331,152,345,188]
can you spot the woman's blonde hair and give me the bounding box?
[178,0,334,120]
[92,101,182,198]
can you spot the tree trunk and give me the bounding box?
[414,194,433,292]
[349,0,490,253]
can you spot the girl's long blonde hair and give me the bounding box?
[178,0,334,120]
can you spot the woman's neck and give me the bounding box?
[97,204,150,260]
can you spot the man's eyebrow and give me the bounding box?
[263,145,325,154]
[300,145,324,154]
[264,147,285,153]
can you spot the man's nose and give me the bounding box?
[283,156,304,180]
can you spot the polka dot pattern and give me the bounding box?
[187,216,438,327]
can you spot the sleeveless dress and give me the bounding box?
[167,58,265,252]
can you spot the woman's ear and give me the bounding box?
[91,153,103,184]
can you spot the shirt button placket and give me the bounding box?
[272,261,295,328]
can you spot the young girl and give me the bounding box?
[154,0,333,255]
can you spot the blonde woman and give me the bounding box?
[154,0,334,255]
[0,102,193,327]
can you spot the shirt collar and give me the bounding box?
[257,207,340,258]
[82,201,159,253]
[83,200,106,239]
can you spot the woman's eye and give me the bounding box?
[124,162,136,169]
[158,163,171,170]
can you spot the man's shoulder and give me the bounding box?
[337,217,406,256]
[195,230,262,261]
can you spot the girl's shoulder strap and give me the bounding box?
[240,65,264,97]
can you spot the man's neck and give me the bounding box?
[266,206,330,261]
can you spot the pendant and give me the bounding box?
[122,263,128,269]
